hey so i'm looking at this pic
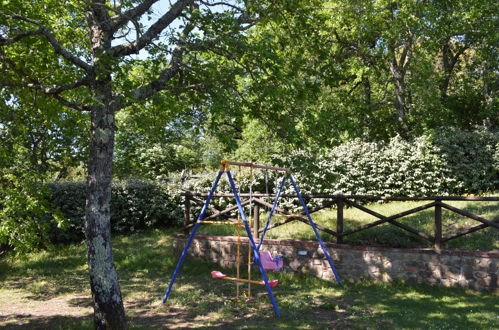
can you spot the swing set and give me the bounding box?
[162,160,341,317]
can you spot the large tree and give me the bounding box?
[0,0,262,328]
[241,0,497,144]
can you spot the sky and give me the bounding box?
[116,0,241,61]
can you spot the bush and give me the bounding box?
[48,180,183,243]
[275,128,498,198]
[181,128,498,213]
[0,171,65,253]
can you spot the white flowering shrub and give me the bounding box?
[182,129,497,213]
[44,129,491,239]
[275,129,498,198]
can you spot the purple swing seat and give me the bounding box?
[259,251,283,270]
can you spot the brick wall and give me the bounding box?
[172,234,498,292]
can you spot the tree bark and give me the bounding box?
[84,4,128,328]
[85,98,127,329]
[439,40,467,100]
[389,57,407,121]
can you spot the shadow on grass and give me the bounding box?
[126,265,498,329]
[0,315,92,330]
[1,227,497,329]
[67,296,93,309]
[339,281,499,329]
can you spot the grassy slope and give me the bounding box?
[197,200,499,251]
[0,229,497,329]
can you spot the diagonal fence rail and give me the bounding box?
[182,192,498,250]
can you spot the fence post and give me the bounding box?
[253,204,260,239]
[434,200,442,250]
[183,192,191,235]
[336,196,344,244]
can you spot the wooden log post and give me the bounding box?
[183,192,191,235]
[253,204,260,239]
[434,200,442,251]
[337,196,344,244]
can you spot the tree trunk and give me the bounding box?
[439,40,467,100]
[390,58,407,121]
[84,5,128,327]
[439,41,451,99]
[85,95,127,328]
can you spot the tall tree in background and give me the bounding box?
[0,0,261,328]
[242,0,497,143]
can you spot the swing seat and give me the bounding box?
[268,279,279,287]
[211,270,227,279]
[260,251,283,271]
[211,271,279,287]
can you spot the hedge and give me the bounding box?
[182,128,498,211]
[48,180,183,243]
[277,128,498,197]
[45,129,498,243]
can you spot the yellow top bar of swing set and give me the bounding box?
[220,160,289,173]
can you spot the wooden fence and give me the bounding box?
[182,192,499,250]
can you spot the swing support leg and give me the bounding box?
[257,176,287,251]
[227,171,281,317]
[290,176,342,284]
[162,171,224,303]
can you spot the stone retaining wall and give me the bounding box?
[173,234,498,292]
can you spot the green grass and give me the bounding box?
[197,199,499,251]
[0,229,497,329]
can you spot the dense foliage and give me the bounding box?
[0,171,64,253]
[279,128,498,197]
[47,180,183,244]
[182,129,498,212]
[0,92,87,252]
[241,0,498,145]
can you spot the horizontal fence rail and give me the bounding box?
[184,192,499,201]
[181,192,499,250]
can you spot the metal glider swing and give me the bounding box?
[162,160,341,317]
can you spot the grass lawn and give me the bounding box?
[197,199,499,251]
[1,229,497,329]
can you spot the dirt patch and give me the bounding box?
[0,290,224,329]
[0,290,92,328]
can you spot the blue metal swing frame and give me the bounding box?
[162,164,341,317]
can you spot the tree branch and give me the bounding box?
[2,77,91,95]
[397,35,413,73]
[0,13,92,72]
[0,28,43,46]
[451,45,468,68]
[0,52,91,111]
[44,75,93,94]
[199,0,244,12]
[90,0,113,32]
[1,50,92,93]
[109,0,193,57]
[0,79,91,111]
[348,79,362,95]
[110,0,159,34]
[116,21,197,110]
[52,94,92,111]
